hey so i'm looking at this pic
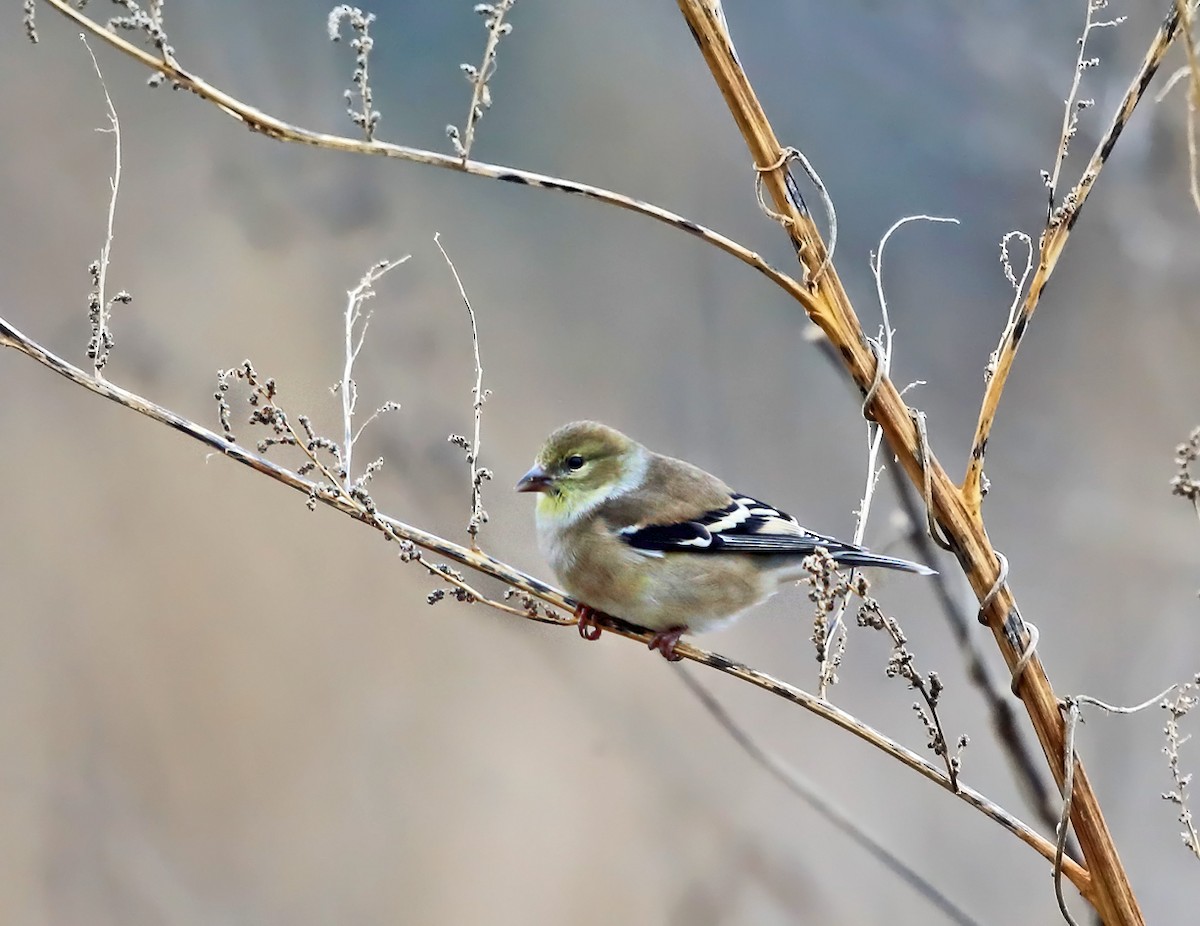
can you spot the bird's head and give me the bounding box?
[516,420,647,521]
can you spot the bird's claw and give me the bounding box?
[574,605,686,661]
[574,603,603,641]
[648,626,687,661]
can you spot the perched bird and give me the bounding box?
[516,421,933,660]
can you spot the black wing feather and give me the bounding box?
[620,495,862,557]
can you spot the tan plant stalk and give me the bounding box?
[674,1,1176,922]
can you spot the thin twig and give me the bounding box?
[1043,0,1127,219]
[889,471,1073,849]
[328,6,381,141]
[450,0,517,162]
[81,36,126,378]
[339,258,408,482]
[1162,675,1200,860]
[856,592,967,791]
[434,234,491,548]
[984,232,1035,391]
[817,216,957,693]
[1056,700,1084,926]
[1052,688,1178,924]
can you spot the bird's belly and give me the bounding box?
[543,524,778,633]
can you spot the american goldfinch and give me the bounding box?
[517,421,933,660]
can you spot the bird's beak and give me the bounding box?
[516,464,554,494]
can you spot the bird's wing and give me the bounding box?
[618,494,859,556]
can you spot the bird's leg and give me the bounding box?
[647,626,687,661]
[574,603,603,641]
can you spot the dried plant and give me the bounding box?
[447,1,518,161]
[80,38,129,377]
[329,5,382,140]
[1171,426,1200,526]
[436,234,492,548]
[10,2,1200,924]
[1162,675,1200,860]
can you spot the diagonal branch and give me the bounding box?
[963,4,1184,514]
[808,327,1070,849]
[37,0,819,326]
[0,307,1088,896]
[675,1,1163,922]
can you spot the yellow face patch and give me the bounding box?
[536,483,607,522]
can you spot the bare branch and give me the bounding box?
[855,584,968,791]
[23,0,38,42]
[434,233,491,548]
[805,324,1071,846]
[1162,675,1200,860]
[674,1,1177,920]
[817,215,957,694]
[1042,0,1127,218]
[964,3,1184,514]
[1052,688,1181,923]
[36,0,819,328]
[81,36,129,378]
[337,257,409,483]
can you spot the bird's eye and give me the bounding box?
[566,454,585,471]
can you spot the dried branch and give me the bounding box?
[219,356,529,618]
[1172,427,1200,529]
[807,549,968,789]
[806,325,1071,848]
[1154,1,1199,213]
[807,549,854,694]
[337,258,407,483]
[448,0,517,161]
[1176,0,1200,212]
[435,234,492,548]
[856,588,968,790]
[328,6,382,141]
[675,1,1172,921]
[1042,0,1127,218]
[1052,690,1180,924]
[23,0,39,44]
[26,2,1183,915]
[81,36,129,378]
[817,214,958,694]
[1161,676,1200,860]
[963,3,1184,515]
[889,470,1073,849]
[36,0,819,327]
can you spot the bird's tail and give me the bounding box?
[832,550,936,576]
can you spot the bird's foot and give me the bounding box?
[648,626,687,661]
[574,603,603,641]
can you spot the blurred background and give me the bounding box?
[2,1,1199,922]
